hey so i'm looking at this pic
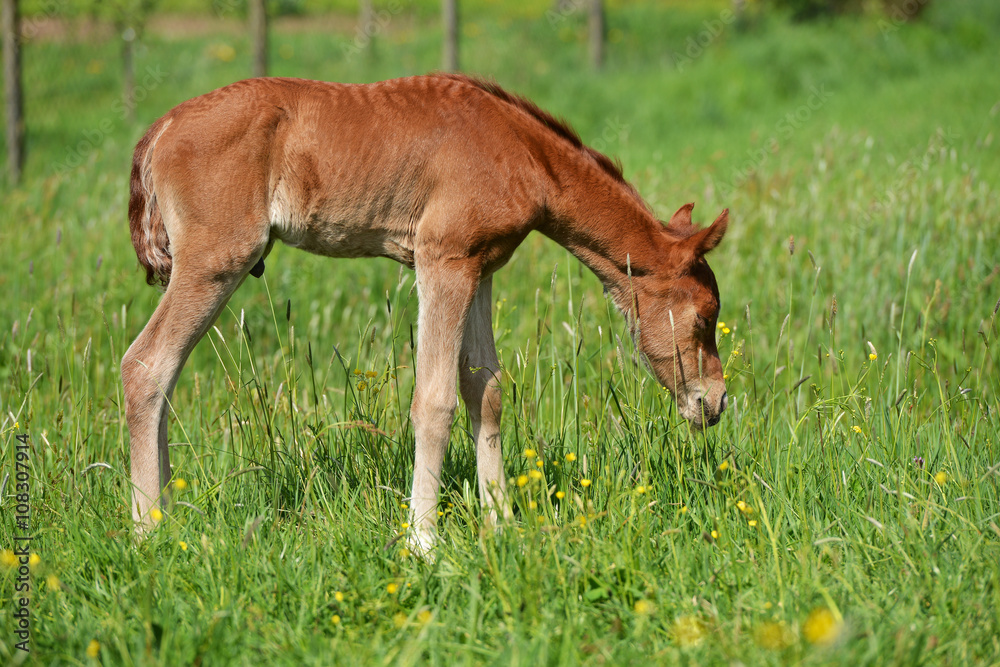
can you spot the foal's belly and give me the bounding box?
[268,181,416,268]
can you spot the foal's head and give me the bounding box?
[634,204,730,429]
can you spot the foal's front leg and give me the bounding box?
[407,259,479,552]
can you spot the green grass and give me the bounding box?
[2,1,1000,664]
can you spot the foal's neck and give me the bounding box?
[537,152,667,316]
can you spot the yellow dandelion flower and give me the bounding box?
[356,380,367,391]
[528,501,537,510]
[528,469,543,480]
[400,522,409,530]
[46,574,61,591]
[565,452,577,462]
[335,591,344,602]
[523,448,536,458]
[555,491,565,500]
[635,485,647,495]
[578,515,587,527]
[634,599,655,615]
[748,520,758,527]
[717,321,726,329]
[331,614,341,625]
[399,548,411,559]
[393,611,407,628]
[723,327,731,335]
[150,508,163,522]
[417,609,433,624]
[718,461,729,471]
[580,478,592,488]
[755,620,794,650]
[802,607,842,646]
[400,503,408,509]
[852,425,863,434]
[173,478,188,491]
[437,511,444,517]
[869,353,877,361]
[28,553,40,569]
[537,515,546,524]
[680,505,688,514]
[736,500,753,515]
[517,475,528,487]
[535,459,544,468]
[387,583,398,594]
[179,541,188,551]
[365,370,377,378]
[671,615,705,648]
[711,530,720,540]
[86,639,100,658]
[934,471,948,485]
[353,369,363,376]
[2,550,18,569]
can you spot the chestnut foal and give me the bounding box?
[123,74,729,551]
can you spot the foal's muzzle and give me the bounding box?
[679,385,728,429]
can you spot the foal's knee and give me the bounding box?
[411,391,457,435]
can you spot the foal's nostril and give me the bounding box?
[719,391,729,414]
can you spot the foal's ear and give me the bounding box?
[685,209,729,257]
[668,203,695,228]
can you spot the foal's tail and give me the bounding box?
[129,117,173,288]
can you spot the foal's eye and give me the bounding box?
[695,314,710,330]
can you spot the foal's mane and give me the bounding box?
[438,73,649,210]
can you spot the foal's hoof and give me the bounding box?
[405,526,438,561]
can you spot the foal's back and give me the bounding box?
[147,76,547,271]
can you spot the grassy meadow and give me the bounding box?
[2,1,999,664]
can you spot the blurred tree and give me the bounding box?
[92,0,157,123]
[359,0,373,35]
[442,0,458,71]
[2,0,23,183]
[249,0,266,76]
[588,0,604,70]
[358,0,375,60]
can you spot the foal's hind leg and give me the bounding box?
[123,226,267,530]
[459,277,511,526]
